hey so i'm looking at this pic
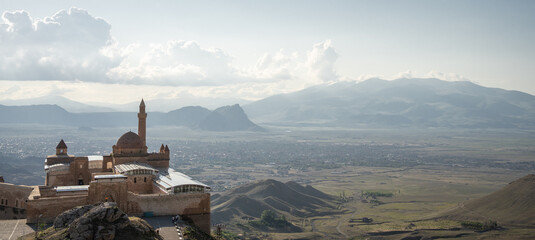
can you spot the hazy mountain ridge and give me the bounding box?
[0,104,262,131]
[244,78,535,129]
[0,96,251,113]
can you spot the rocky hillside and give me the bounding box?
[440,174,535,225]
[211,179,337,224]
[28,202,162,240]
[198,104,264,131]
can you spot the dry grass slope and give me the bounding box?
[441,174,535,226]
[211,179,338,224]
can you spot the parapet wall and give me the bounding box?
[127,192,211,233]
[127,192,210,216]
[26,195,88,223]
[0,182,33,220]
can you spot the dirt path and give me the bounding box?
[335,204,360,239]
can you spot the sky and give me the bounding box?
[0,0,534,106]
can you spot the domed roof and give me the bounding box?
[116,131,144,149]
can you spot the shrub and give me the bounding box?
[461,220,499,231]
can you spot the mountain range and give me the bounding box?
[0,103,262,131]
[2,78,535,129]
[244,78,535,129]
[0,95,250,113]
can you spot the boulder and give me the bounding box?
[49,202,162,240]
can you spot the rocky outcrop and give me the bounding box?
[49,202,161,240]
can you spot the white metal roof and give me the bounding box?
[45,163,70,171]
[55,185,89,192]
[114,162,159,174]
[88,155,103,161]
[154,168,210,190]
[94,174,127,179]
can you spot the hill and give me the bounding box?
[243,78,535,129]
[0,95,115,113]
[211,179,337,224]
[440,174,535,226]
[0,104,262,131]
[199,104,264,131]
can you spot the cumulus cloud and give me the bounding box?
[107,40,242,86]
[252,49,297,81]
[0,8,121,81]
[306,40,339,83]
[0,6,346,101]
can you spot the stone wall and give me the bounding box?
[26,195,88,223]
[88,181,128,211]
[0,182,33,219]
[126,175,154,194]
[187,213,211,235]
[127,192,211,233]
[46,169,74,186]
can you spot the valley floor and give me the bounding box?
[212,165,534,239]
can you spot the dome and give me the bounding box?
[116,131,144,149]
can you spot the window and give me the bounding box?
[1,199,3,205]
[134,177,137,183]
[15,200,18,208]
[144,177,146,182]
[79,164,83,169]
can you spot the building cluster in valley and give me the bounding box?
[0,100,211,233]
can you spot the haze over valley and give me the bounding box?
[1,1,535,239]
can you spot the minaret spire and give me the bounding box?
[138,99,147,147]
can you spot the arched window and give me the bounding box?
[134,177,137,183]
[144,177,146,182]
[15,200,18,208]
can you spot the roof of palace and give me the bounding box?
[116,131,144,149]
[154,168,210,190]
[115,162,159,174]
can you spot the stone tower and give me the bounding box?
[56,139,68,155]
[138,99,147,147]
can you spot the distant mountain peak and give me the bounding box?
[199,104,264,131]
[243,78,535,129]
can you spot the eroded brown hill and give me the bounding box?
[441,174,535,226]
[211,179,338,224]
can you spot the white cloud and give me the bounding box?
[252,49,297,81]
[397,70,414,79]
[0,8,121,81]
[306,40,339,83]
[0,7,350,102]
[107,40,239,86]
[426,70,471,82]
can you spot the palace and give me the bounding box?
[1,100,211,233]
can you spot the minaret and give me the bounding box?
[138,99,147,147]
